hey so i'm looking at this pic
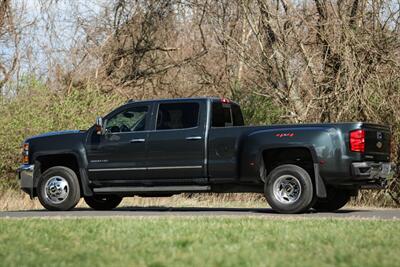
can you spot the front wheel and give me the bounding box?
[37,166,81,211]
[264,164,315,214]
[84,195,123,210]
[312,187,351,212]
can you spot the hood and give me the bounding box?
[26,130,84,142]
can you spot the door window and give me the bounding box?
[106,106,148,133]
[156,103,199,130]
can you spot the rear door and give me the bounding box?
[208,100,245,180]
[146,100,207,179]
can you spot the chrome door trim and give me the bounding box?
[147,165,202,170]
[88,165,203,172]
[88,167,147,172]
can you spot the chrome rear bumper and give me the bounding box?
[352,162,394,179]
[351,162,395,189]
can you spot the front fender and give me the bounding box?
[31,148,92,197]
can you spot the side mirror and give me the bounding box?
[95,117,104,135]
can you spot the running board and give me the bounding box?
[93,185,211,194]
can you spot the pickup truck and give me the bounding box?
[17,97,393,213]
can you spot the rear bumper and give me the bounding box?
[351,161,395,188]
[17,164,35,197]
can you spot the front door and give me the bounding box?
[146,101,206,179]
[86,104,150,181]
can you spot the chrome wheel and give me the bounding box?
[272,175,302,204]
[44,176,69,204]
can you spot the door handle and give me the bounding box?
[130,138,145,143]
[185,136,203,141]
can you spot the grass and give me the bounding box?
[0,217,399,267]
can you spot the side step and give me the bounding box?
[93,185,211,194]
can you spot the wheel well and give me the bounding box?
[35,154,81,187]
[262,147,314,179]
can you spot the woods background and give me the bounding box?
[1,0,399,206]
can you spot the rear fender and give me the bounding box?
[240,127,334,198]
[257,145,327,198]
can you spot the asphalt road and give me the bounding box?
[1,207,400,219]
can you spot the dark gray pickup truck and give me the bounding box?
[17,97,394,213]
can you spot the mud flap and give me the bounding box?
[314,163,327,198]
[79,168,94,196]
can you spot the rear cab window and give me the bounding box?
[212,100,244,127]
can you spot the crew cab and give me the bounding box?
[17,97,394,213]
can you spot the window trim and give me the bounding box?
[154,102,201,132]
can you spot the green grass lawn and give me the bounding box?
[0,217,398,267]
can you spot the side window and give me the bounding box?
[232,104,244,126]
[211,103,224,127]
[212,102,244,127]
[156,103,199,130]
[106,106,148,133]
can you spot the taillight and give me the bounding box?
[350,130,365,153]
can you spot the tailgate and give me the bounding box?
[362,123,391,162]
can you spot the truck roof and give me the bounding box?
[125,97,238,105]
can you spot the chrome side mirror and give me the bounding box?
[95,116,104,135]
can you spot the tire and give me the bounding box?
[264,164,315,214]
[84,195,123,210]
[37,166,81,211]
[313,187,351,212]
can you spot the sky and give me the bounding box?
[6,1,108,82]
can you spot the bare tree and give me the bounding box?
[88,0,207,98]
[0,0,19,92]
